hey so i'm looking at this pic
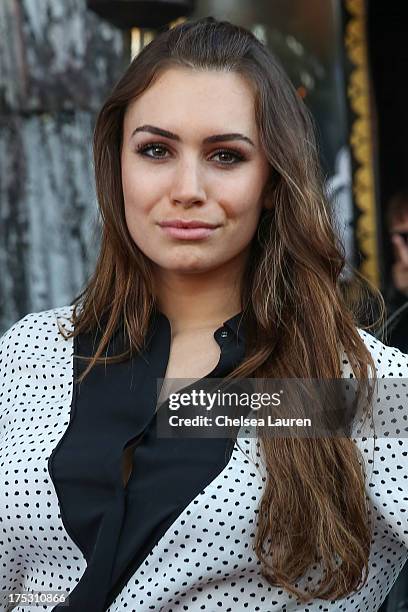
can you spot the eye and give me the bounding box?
[210,149,245,165]
[135,142,246,165]
[136,143,170,159]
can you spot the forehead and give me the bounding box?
[123,67,258,139]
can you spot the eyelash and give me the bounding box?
[135,142,246,165]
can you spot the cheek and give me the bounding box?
[121,178,151,248]
[121,161,157,220]
[222,185,266,246]
[218,164,268,213]
[222,183,265,226]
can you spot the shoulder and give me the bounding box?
[0,305,74,351]
[0,306,75,426]
[340,327,408,378]
[349,330,408,548]
[0,305,75,379]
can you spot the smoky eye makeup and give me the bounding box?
[134,141,248,165]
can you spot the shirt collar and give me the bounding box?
[153,309,246,343]
[221,311,245,343]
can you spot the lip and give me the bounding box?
[159,220,220,229]
[158,219,221,240]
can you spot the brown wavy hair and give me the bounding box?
[60,17,380,603]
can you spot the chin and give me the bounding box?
[167,262,213,274]
[155,254,217,274]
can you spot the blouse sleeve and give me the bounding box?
[352,330,408,551]
[0,313,37,606]
[0,313,34,429]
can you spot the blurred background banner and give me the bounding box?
[0,0,408,609]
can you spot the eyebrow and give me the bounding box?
[131,124,255,147]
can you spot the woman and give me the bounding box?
[0,16,407,612]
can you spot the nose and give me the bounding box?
[170,158,207,208]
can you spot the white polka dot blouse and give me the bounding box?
[0,305,408,612]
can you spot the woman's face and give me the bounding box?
[121,67,271,276]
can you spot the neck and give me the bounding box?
[152,257,246,336]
